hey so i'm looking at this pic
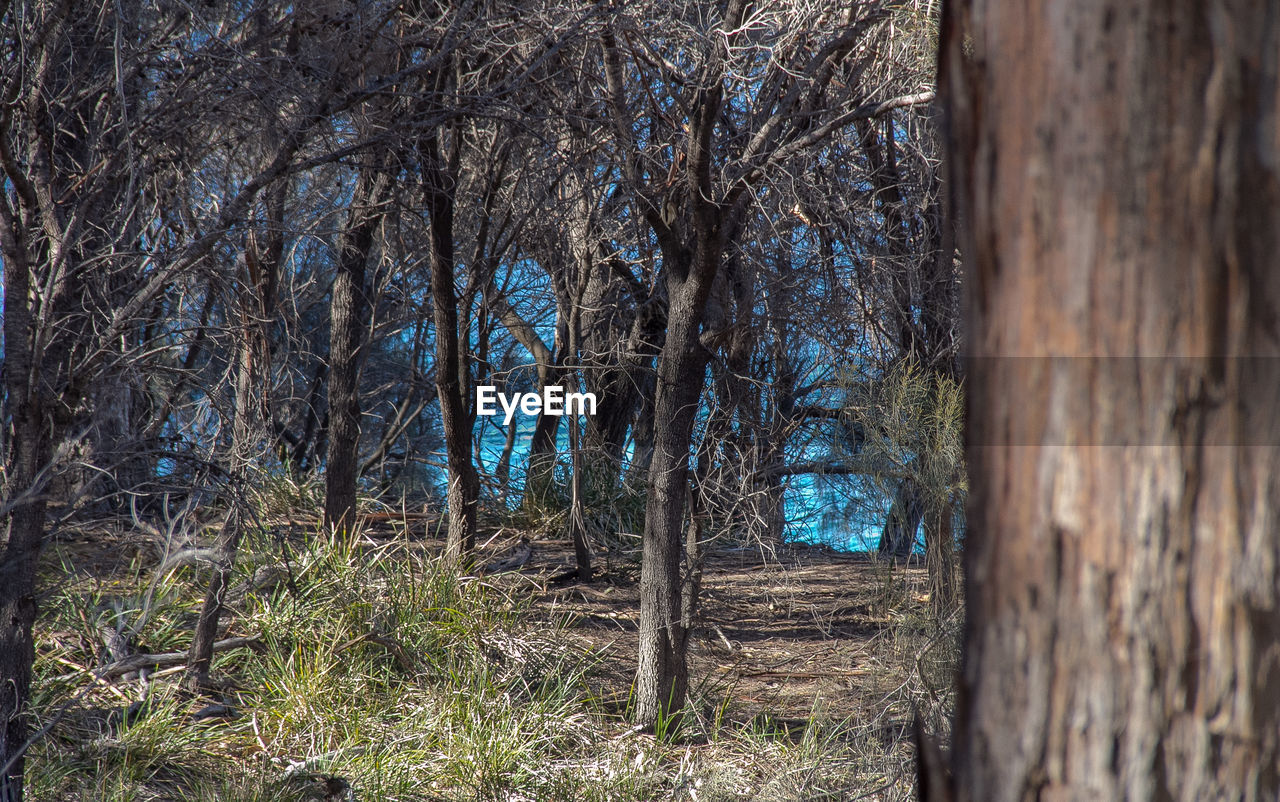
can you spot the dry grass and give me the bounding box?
[27,518,958,801]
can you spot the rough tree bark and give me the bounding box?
[942,1,1280,799]
[0,197,63,802]
[636,264,718,727]
[635,84,727,724]
[324,164,393,535]
[423,132,480,564]
[923,493,957,618]
[188,226,279,691]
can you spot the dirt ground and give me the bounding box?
[479,533,953,738]
[47,517,955,744]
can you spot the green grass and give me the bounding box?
[30,532,648,800]
[29,526,954,801]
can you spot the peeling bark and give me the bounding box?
[943,1,1280,798]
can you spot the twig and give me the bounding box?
[611,723,646,741]
[713,625,735,652]
[251,712,280,764]
[47,655,132,702]
[95,636,260,680]
[735,669,869,679]
[335,631,417,673]
[282,745,368,779]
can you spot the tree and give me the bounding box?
[423,125,482,563]
[595,0,937,728]
[324,159,397,534]
[941,1,1280,798]
[188,228,279,691]
[0,3,387,792]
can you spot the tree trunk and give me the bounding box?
[633,59,730,728]
[494,405,518,500]
[567,408,593,582]
[760,474,787,548]
[423,135,479,564]
[878,475,924,559]
[0,181,86,800]
[324,166,391,535]
[187,338,254,691]
[943,1,1280,798]
[292,361,328,474]
[188,228,279,690]
[628,372,658,479]
[0,232,51,802]
[0,443,45,802]
[581,367,641,482]
[636,267,716,727]
[524,407,561,507]
[491,295,562,509]
[923,497,956,618]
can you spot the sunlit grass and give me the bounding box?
[29,526,954,800]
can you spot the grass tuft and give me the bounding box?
[31,527,956,800]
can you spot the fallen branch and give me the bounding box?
[734,669,870,679]
[282,745,368,778]
[96,636,260,680]
[712,625,735,652]
[479,537,533,575]
[48,655,132,701]
[335,632,417,673]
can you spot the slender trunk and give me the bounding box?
[189,227,279,691]
[490,296,561,507]
[568,409,592,581]
[186,337,254,691]
[923,497,956,618]
[1,198,72,801]
[494,410,518,499]
[581,367,641,481]
[524,408,561,506]
[0,288,48,800]
[943,1,1280,798]
[324,166,390,535]
[681,481,705,636]
[761,474,787,548]
[628,370,658,481]
[878,475,924,559]
[292,361,328,473]
[634,64,730,727]
[636,274,714,727]
[0,417,47,802]
[423,136,479,563]
[523,353,563,509]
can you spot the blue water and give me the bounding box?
[473,416,915,553]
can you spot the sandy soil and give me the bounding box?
[477,533,949,737]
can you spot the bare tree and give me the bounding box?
[587,0,936,728]
[0,2,959,792]
[421,125,482,562]
[324,159,398,534]
[188,227,279,691]
[0,3,395,792]
[941,0,1280,798]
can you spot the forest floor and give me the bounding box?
[28,514,958,801]
[517,536,955,738]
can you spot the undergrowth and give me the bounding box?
[29,526,956,800]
